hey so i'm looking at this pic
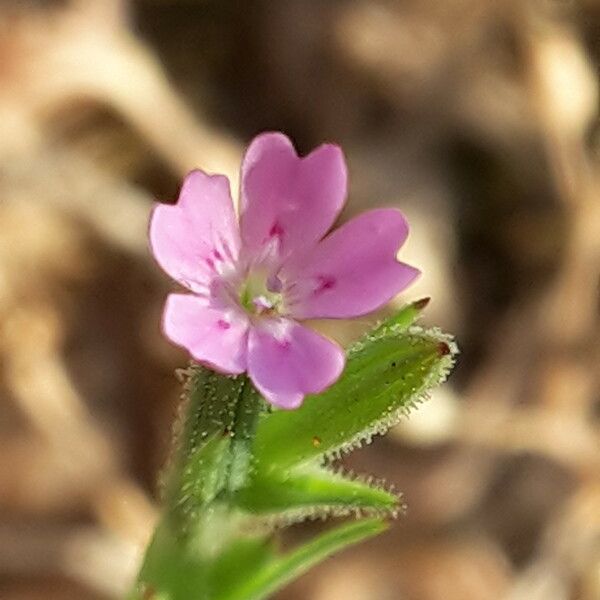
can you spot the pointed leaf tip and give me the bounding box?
[235,465,399,520]
[369,298,431,337]
[412,297,431,310]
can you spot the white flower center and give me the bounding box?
[239,270,284,316]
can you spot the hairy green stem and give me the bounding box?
[129,369,265,600]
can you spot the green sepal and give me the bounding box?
[163,367,265,536]
[234,464,399,519]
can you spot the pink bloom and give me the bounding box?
[150,132,419,409]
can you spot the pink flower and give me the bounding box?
[150,132,419,409]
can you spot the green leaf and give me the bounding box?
[210,537,276,599]
[218,518,388,600]
[234,464,398,519]
[252,319,456,473]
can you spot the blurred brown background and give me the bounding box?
[0,1,599,599]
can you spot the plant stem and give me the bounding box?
[128,368,265,600]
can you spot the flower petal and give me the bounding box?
[163,293,248,374]
[247,319,345,409]
[282,209,420,319]
[150,170,240,292]
[239,132,347,265]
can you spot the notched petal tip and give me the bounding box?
[240,132,348,262]
[243,131,296,165]
[380,207,410,243]
[394,261,421,287]
[306,140,346,166]
[179,169,233,206]
[244,131,345,164]
[148,168,240,290]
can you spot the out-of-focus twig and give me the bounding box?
[0,1,242,179]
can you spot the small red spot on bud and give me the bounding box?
[437,341,451,356]
[217,319,231,330]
